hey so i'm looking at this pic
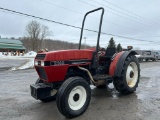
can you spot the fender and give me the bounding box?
[109,50,138,77]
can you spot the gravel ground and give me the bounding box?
[0,60,160,120]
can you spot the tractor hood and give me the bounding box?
[35,49,94,61]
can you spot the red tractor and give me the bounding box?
[30,7,140,118]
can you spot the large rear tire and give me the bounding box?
[35,78,57,102]
[113,55,140,94]
[56,77,91,118]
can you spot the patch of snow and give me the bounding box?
[135,55,141,58]
[0,51,37,70]
[18,59,34,69]
[90,85,96,89]
[10,59,34,71]
[0,51,37,59]
[0,52,4,58]
[24,51,37,57]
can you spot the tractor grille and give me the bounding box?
[35,54,46,60]
[36,67,47,80]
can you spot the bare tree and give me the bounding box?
[25,20,51,51]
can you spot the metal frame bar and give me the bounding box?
[79,7,104,54]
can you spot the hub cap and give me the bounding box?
[68,86,87,110]
[126,62,138,88]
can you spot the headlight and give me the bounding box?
[41,61,44,66]
[34,61,38,66]
[35,61,45,66]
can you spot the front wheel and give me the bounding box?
[113,55,140,94]
[56,77,91,118]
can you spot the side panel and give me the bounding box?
[109,52,124,77]
[44,65,69,82]
[35,61,91,82]
[36,65,69,82]
[109,50,138,77]
[44,50,93,61]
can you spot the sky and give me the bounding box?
[0,0,160,50]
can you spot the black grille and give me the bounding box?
[37,67,47,80]
[35,54,46,60]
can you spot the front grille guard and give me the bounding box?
[36,67,47,80]
[35,54,46,60]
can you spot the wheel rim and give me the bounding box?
[68,86,87,111]
[126,62,138,88]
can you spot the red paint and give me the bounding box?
[44,65,69,82]
[35,65,68,82]
[35,49,94,82]
[109,51,124,77]
[37,49,94,61]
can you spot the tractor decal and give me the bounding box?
[35,59,92,66]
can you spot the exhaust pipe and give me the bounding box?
[78,66,105,86]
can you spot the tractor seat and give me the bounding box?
[99,48,116,61]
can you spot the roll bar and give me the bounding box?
[79,7,104,54]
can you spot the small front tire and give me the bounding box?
[56,77,91,118]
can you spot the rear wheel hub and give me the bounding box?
[126,62,138,88]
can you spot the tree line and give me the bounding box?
[19,20,122,52]
[20,37,90,51]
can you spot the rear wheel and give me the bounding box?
[56,77,91,118]
[113,55,140,94]
[35,78,57,102]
